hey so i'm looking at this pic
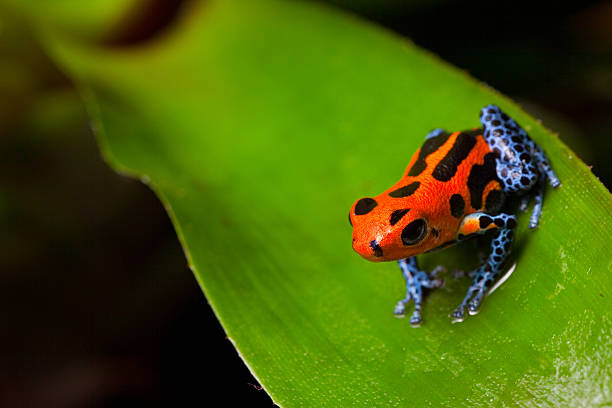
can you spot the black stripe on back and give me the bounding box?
[432,132,477,182]
[389,181,420,198]
[484,189,504,214]
[449,194,465,218]
[406,131,450,177]
[467,152,498,210]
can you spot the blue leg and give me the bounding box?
[452,212,516,321]
[480,105,560,228]
[533,144,561,188]
[425,128,447,140]
[394,257,444,326]
[529,178,546,229]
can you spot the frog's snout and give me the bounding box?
[352,235,385,262]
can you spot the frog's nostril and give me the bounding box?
[369,240,383,258]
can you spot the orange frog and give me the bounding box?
[349,105,560,326]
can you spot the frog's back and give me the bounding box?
[350,127,506,262]
[387,129,504,217]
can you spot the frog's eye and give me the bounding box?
[401,219,427,246]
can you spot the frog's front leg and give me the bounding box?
[451,212,517,322]
[394,257,444,327]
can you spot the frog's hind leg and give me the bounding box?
[529,178,546,229]
[528,144,560,228]
[451,212,517,322]
[479,105,560,228]
[480,105,539,193]
[532,142,561,189]
[394,257,444,327]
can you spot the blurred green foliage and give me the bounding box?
[1,0,133,39]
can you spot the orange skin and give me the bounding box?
[350,131,501,262]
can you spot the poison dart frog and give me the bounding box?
[348,105,560,326]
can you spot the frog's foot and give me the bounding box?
[516,177,551,229]
[395,257,444,326]
[533,143,561,190]
[429,265,447,278]
[451,264,497,321]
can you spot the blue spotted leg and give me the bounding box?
[528,178,547,228]
[452,212,517,321]
[480,105,561,228]
[394,257,444,326]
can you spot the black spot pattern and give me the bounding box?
[484,189,504,214]
[348,212,352,226]
[389,182,420,198]
[432,132,477,182]
[507,218,517,229]
[406,131,450,177]
[355,197,377,215]
[467,152,498,210]
[479,216,493,228]
[390,209,410,225]
[449,194,465,218]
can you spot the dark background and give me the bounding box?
[1,0,610,406]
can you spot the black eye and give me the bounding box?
[354,197,378,215]
[401,219,427,245]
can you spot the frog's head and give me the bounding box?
[349,191,443,262]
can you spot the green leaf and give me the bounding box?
[19,0,612,406]
[1,0,136,39]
